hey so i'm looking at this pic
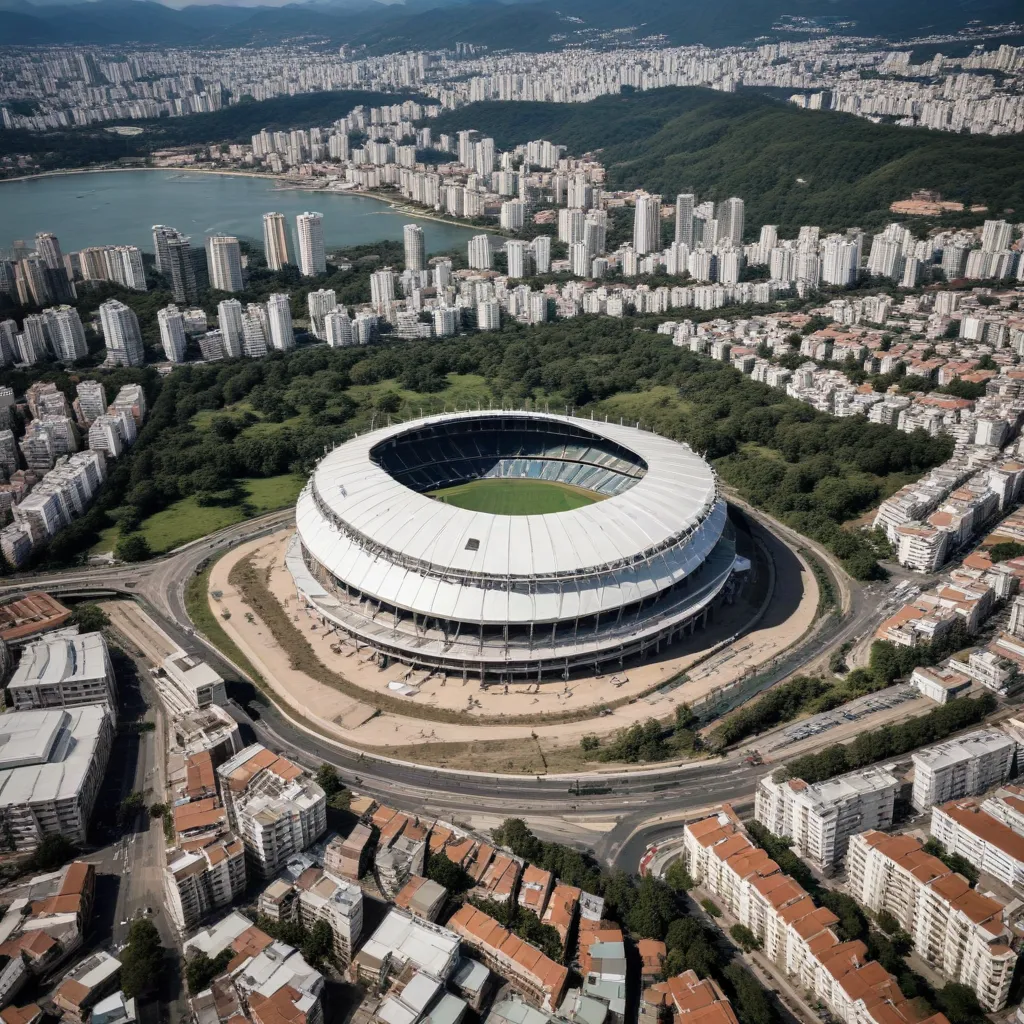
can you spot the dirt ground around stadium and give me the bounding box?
[206,528,820,770]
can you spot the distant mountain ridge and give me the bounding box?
[1,0,1019,48]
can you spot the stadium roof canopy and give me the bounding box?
[303,411,718,580]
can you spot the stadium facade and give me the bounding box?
[287,411,747,681]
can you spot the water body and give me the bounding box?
[0,170,484,257]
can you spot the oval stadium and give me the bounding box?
[287,411,748,682]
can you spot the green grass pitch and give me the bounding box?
[428,478,604,515]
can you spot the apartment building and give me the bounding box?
[0,707,112,851]
[394,876,447,923]
[930,800,1024,889]
[540,884,581,953]
[980,784,1024,834]
[518,866,554,918]
[7,632,117,721]
[294,870,363,966]
[847,831,1015,1010]
[324,825,372,881]
[754,767,898,868]
[158,651,227,711]
[352,908,460,986]
[217,745,326,878]
[909,664,972,704]
[681,812,951,1024]
[641,971,738,1024]
[164,837,246,935]
[185,912,324,1024]
[448,905,569,1012]
[911,730,1015,811]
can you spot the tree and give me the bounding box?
[186,949,232,995]
[729,924,760,952]
[120,918,165,998]
[700,898,722,918]
[29,833,76,871]
[876,909,901,935]
[70,603,109,632]
[116,533,152,563]
[302,919,333,968]
[315,763,342,795]
[936,983,986,1024]
[665,859,695,893]
[426,852,472,893]
[626,874,677,940]
[988,541,1024,563]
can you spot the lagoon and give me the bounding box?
[0,169,483,257]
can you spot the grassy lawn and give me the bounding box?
[429,478,601,515]
[92,472,306,555]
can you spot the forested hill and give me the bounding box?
[2,0,1019,49]
[430,88,1024,237]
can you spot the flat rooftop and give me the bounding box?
[10,632,111,690]
[0,707,109,807]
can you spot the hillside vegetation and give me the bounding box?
[431,88,1024,235]
[26,317,950,578]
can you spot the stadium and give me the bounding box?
[287,411,748,682]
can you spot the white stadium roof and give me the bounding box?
[304,411,718,579]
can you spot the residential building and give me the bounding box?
[206,236,243,293]
[7,632,116,721]
[216,745,326,878]
[468,235,492,270]
[847,831,1015,1010]
[911,730,1015,811]
[41,307,87,363]
[930,800,1024,889]
[157,305,188,363]
[909,664,973,704]
[352,908,460,985]
[395,876,447,923]
[0,707,112,850]
[262,213,290,271]
[633,193,661,255]
[185,912,324,1024]
[98,300,144,367]
[52,952,121,1022]
[307,290,337,341]
[404,224,425,273]
[681,811,952,1024]
[296,212,326,276]
[164,837,246,935]
[158,651,226,711]
[266,293,294,351]
[448,905,569,1012]
[294,870,363,966]
[754,767,898,867]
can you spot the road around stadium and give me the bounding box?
[204,520,819,770]
[0,493,903,869]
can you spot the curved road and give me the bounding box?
[0,505,885,866]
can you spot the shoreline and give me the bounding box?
[0,165,495,238]
[0,165,290,185]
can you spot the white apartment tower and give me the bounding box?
[157,304,188,363]
[716,198,745,246]
[307,289,337,340]
[633,193,662,255]
[468,235,492,270]
[42,306,88,362]
[324,309,354,348]
[296,212,326,277]
[675,194,695,247]
[262,212,290,271]
[911,729,1015,811]
[206,236,243,293]
[217,299,245,358]
[99,300,144,367]
[847,830,1016,1011]
[266,294,294,352]
[754,766,898,867]
[403,224,425,273]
